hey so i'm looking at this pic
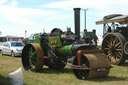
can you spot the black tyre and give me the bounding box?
[72,56,89,80]
[50,28,62,36]
[124,42,128,55]
[102,33,127,65]
[11,51,15,57]
[22,43,44,72]
[0,50,2,56]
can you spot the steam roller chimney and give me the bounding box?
[73,8,81,41]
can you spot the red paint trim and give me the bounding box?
[71,65,89,70]
[51,41,57,44]
[77,49,103,65]
[44,56,49,59]
[48,36,55,37]
[8,37,24,41]
[77,50,83,65]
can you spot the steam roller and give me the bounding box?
[22,8,112,79]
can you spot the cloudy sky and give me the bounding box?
[0,0,128,37]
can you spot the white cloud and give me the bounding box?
[0,5,56,24]
[10,0,18,7]
[0,6,56,17]
[0,0,7,5]
[42,0,128,16]
[1,0,128,37]
[0,0,75,37]
[42,0,110,9]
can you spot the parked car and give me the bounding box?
[0,41,24,57]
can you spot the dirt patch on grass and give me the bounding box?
[0,56,22,73]
[0,58,21,64]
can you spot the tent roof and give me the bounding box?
[96,15,128,24]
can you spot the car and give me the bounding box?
[0,41,24,57]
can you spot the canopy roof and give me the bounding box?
[96,14,128,24]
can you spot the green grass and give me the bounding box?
[0,56,128,85]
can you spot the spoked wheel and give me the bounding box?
[102,33,126,65]
[22,43,44,72]
[72,55,89,80]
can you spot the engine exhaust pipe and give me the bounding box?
[73,8,81,41]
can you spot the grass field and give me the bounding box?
[0,56,128,85]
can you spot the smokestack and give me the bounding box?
[73,8,81,41]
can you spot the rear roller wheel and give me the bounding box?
[102,33,126,65]
[72,56,89,80]
[22,43,44,72]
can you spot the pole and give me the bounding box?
[83,9,88,30]
[25,30,27,38]
[0,31,1,35]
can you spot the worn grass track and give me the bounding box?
[0,56,128,85]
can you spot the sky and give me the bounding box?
[0,0,128,37]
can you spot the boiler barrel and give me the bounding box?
[58,45,72,56]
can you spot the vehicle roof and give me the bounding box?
[96,15,128,24]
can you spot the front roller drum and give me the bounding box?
[22,43,44,72]
[72,50,111,80]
